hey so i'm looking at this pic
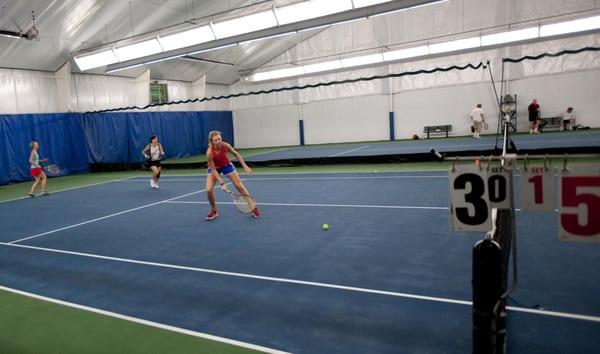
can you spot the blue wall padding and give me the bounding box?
[0,111,233,185]
[0,113,88,184]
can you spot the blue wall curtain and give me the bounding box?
[0,111,233,185]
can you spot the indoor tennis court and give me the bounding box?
[1,1,600,353]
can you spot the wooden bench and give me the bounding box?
[538,116,561,132]
[423,125,452,138]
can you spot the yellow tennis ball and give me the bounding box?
[322,224,329,230]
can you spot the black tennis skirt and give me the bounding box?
[146,160,161,168]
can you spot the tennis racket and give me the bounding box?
[43,163,62,176]
[483,122,489,130]
[222,187,254,213]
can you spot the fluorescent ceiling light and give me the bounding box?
[353,0,392,8]
[481,27,539,46]
[243,12,599,83]
[74,49,119,71]
[304,59,343,73]
[276,0,353,25]
[246,71,272,81]
[341,53,383,68]
[540,15,600,37]
[269,66,305,79]
[429,36,480,54]
[212,10,277,39]
[158,26,215,51]
[114,39,162,62]
[383,45,429,61]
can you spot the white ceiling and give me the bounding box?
[0,0,316,84]
[1,0,598,85]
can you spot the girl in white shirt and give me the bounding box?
[142,135,165,189]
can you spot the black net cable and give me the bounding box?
[502,45,600,63]
[86,45,600,114]
[86,62,488,113]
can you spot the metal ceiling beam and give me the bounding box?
[181,56,234,66]
[0,29,25,39]
[106,0,444,73]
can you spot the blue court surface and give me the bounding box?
[243,130,600,162]
[0,171,598,353]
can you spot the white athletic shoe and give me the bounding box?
[150,179,156,188]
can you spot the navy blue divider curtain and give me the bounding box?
[0,111,233,185]
[0,113,88,184]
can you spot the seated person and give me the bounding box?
[561,107,576,131]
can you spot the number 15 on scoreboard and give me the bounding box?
[559,167,600,241]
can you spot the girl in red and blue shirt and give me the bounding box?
[205,131,261,220]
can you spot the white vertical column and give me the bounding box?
[132,69,150,109]
[192,74,206,111]
[55,62,72,112]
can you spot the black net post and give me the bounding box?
[472,211,511,354]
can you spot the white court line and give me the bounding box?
[249,175,447,180]
[0,176,138,204]
[8,189,206,245]
[2,242,599,323]
[243,147,293,158]
[123,175,448,182]
[328,145,370,157]
[161,168,449,177]
[166,200,448,210]
[0,285,290,354]
[166,201,531,213]
[121,179,201,182]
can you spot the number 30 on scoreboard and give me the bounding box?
[559,167,600,241]
[448,164,512,232]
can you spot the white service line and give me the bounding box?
[8,189,205,244]
[2,242,599,323]
[121,179,200,182]
[243,147,293,158]
[166,200,448,210]
[248,175,447,180]
[0,285,291,354]
[0,176,138,204]
[166,201,529,212]
[328,145,370,157]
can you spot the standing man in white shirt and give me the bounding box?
[470,104,485,138]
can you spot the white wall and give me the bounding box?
[72,73,136,112]
[509,69,600,130]
[393,82,498,139]
[0,68,230,114]
[233,104,300,148]
[233,67,600,148]
[0,68,59,114]
[303,95,389,145]
[205,83,232,111]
